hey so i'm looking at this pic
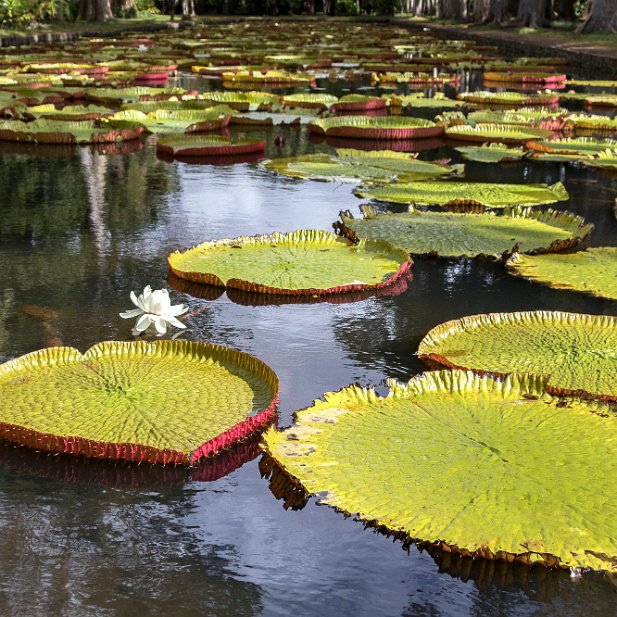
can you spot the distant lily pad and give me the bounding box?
[308,116,444,140]
[168,229,411,296]
[0,340,279,465]
[340,205,591,259]
[354,180,568,209]
[507,248,617,300]
[445,123,553,144]
[263,148,458,183]
[262,370,617,571]
[418,311,617,400]
[455,143,526,163]
[110,107,233,134]
[156,134,266,158]
[457,91,559,106]
[0,119,143,144]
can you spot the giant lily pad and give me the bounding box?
[0,119,143,144]
[457,91,559,106]
[581,148,617,172]
[445,124,553,144]
[0,340,279,465]
[109,107,233,134]
[339,205,591,259]
[418,311,617,400]
[168,230,411,296]
[263,149,459,183]
[354,180,568,209]
[308,116,444,140]
[455,143,526,163]
[526,137,617,162]
[261,370,617,571]
[507,248,617,300]
[156,134,265,158]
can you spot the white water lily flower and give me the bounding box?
[120,285,188,335]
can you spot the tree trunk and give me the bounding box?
[577,0,617,32]
[77,0,113,20]
[555,0,576,20]
[112,0,135,15]
[516,0,549,27]
[181,0,195,16]
[437,0,465,18]
[478,0,509,23]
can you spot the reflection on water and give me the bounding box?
[0,77,616,617]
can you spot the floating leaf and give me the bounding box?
[0,118,143,144]
[418,311,617,400]
[262,370,617,571]
[0,340,279,465]
[156,134,265,158]
[109,107,233,134]
[340,205,591,259]
[455,143,526,163]
[581,148,617,172]
[282,93,339,110]
[263,148,458,183]
[354,180,568,209]
[457,91,559,106]
[168,229,411,296]
[308,115,444,140]
[507,248,617,300]
[483,71,566,85]
[445,123,553,144]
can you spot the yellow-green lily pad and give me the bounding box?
[0,340,279,465]
[418,311,617,401]
[262,370,617,571]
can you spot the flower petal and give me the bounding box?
[166,316,186,329]
[168,304,188,317]
[119,308,143,319]
[129,291,140,308]
[134,314,153,332]
[153,316,167,335]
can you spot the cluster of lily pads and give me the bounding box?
[0,20,616,576]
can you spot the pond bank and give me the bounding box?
[1,14,616,80]
[392,19,617,79]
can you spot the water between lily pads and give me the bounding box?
[0,77,616,616]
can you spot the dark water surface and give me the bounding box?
[0,72,616,616]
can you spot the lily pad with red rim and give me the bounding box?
[0,340,279,465]
[168,229,412,296]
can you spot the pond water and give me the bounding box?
[0,40,616,616]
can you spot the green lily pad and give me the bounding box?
[0,340,279,465]
[85,86,190,105]
[483,71,566,85]
[457,91,559,106]
[0,118,144,144]
[261,370,617,571]
[445,123,553,144]
[581,148,617,172]
[354,180,568,209]
[109,107,233,134]
[526,137,617,162]
[455,143,526,163]
[389,93,464,109]
[308,115,444,140]
[156,134,266,157]
[263,149,459,183]
[168,229,411,296]
[507,248,617,300]
[566,114,617,135]
[282,93,339,109]
[418,311,617,400]
[339,205,591,259]
[585,95,617,109]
